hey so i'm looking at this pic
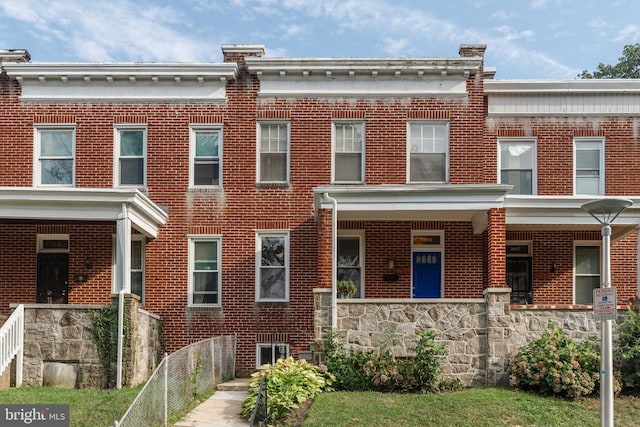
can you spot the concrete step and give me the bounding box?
[217,378,250,392]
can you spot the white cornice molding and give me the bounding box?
[485,79,640,94]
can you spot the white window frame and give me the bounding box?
[574,241,601,305]
[256,122,290,184]
[111,235,146,303]
[256,230,289,302]
[256,343,289,369]
[34,126,76,187]
[189,126,223,188]
[114,125,147,188]
[574,138,605,196]
[407,121,449,183]
[188,235,222,307]
[37,234,70,253]
[337,230,365,298]
[332,121,365,183]
[498,139,537,195]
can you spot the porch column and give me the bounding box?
[487,207,507,288]
[116,204,132,293]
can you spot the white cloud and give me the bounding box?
[612,24,640,42]
[491,10,518,20]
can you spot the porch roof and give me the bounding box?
[0,187,168,238]
[315,184,511,234]
[505,195,640,240]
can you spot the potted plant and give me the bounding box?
[336,280,357,298]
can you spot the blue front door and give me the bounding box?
[412,251,441,298]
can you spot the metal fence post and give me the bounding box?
[164,352,168,427]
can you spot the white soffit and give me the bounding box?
[246,57,480,97]
[3,62,238,102]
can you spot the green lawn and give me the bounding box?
[0,386,141,427]
[300,388,640,427]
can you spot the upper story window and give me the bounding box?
[333,122,364,183]
[256,231,289,302]
[499,140,536,195]
[574,243,600,304]
[189,236,221,307]
[408,121,449,183]
[35,127,75,186]
[574,139,604,195]
[190,127,222,187]
[257,122,289,183]
[115,126,146,187]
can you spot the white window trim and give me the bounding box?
[256,343,290,369]
[573,138,605,196]
[406,121,450,184]
[255,230,290,302]
[497,139,538,195]
[189,125,223,188]
[188,235,222,307]
[111,235,146,302]
[573,241,602,305]
[337,230,365,297]
[332,121,365,184]
[34,125,76,187]
[37,234,70,253]
[256,121,290,184]
[411,230,445,298]
[114,125,147,188]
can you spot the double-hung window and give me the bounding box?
[499,140,536,194]
[333,122,364,183]
[189,236,222,306]
[574,244,601,304]
[256,231,289,301]
[257,122,289,183]
[574,139,604,195]
[115,127,146,187]
[35,127,75,186]
[191,127,222,187]
[408,121,449,183]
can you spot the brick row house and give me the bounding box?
[1,44,639,378]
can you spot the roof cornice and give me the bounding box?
[485,79,640,94]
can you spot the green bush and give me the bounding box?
[240,357,334,424]
[325,329,446,393]
[615,308,640,391]
[507,325,600,399]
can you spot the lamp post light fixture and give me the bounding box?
[581,197,633,427]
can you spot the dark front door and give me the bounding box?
[37,253,69,304]
[507,257,532,304]
[412,251,441,298]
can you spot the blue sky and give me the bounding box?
[0,0,638,79]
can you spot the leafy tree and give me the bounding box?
[579,43,640,78]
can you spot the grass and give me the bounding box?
[300,388,640,427]
[0,386,142,427]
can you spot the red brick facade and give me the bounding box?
[1,45,639,375]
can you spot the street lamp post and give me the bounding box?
[582,198,633,427]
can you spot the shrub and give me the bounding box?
[240,357,334,424]
[325,328,446,393]
[507,325,600,399]
[615,308,640,391]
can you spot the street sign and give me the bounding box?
[594,287,617,321]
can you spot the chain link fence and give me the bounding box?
[114,335,237,427]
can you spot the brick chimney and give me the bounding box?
[0,49,30,63]
[459,44,487,58]
[221,45,265,63]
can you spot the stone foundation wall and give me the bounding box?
[130,306,162,386]
[314,288,629,388]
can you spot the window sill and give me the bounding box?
[187,186,222,193]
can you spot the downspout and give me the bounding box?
[116,204,132,390]
[116,288,125,389]
[324,193,338,329]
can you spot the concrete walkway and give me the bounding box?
[173,378,250,427]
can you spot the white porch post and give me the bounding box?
[324,193,338,330]
[116,204,132,389]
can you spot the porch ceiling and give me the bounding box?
[0,187,168,238]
